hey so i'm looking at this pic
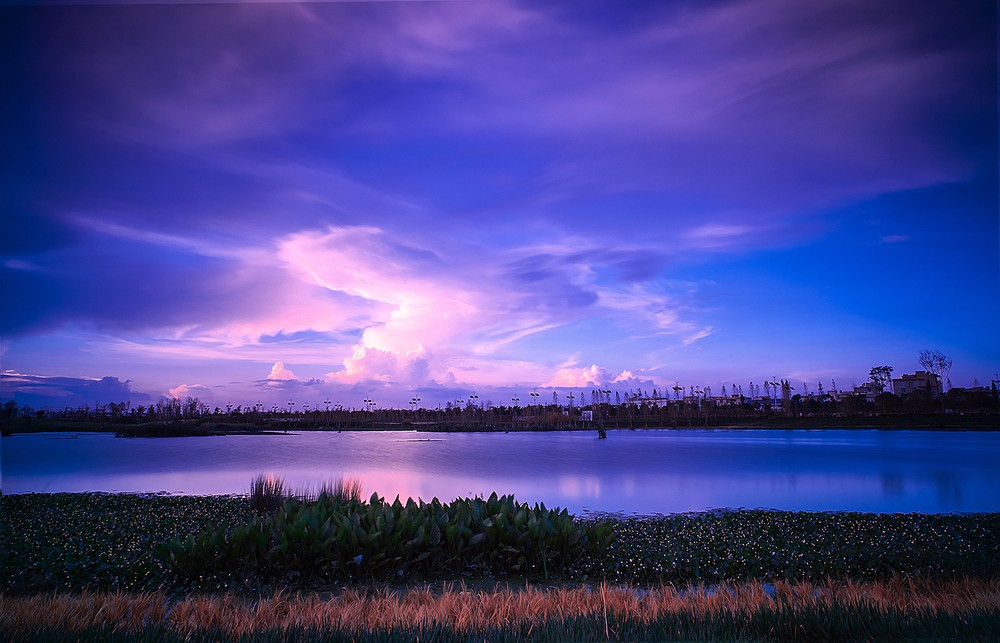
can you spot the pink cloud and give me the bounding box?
[267,361,297,381]
[78,221,712,392]
[168,383,213,400]
[543,364,610,388]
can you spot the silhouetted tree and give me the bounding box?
[868,365,894,394]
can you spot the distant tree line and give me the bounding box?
[3,387,997,435]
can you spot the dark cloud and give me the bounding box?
[0,373,153,409]
[2,230,287,338]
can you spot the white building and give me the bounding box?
[891,371,941,399]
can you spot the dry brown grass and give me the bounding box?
[3,578,999,637]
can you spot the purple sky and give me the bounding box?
[2,0,997,410]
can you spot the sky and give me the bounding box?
[1,0,998,411]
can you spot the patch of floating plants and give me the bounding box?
[2,488,999,595]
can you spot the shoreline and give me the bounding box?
[4,411,999,437]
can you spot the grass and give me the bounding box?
[3,579,1000,640]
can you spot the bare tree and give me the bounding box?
[918,350,953,392]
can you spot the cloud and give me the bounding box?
[5,215,714,395]
[276,226,568,385]
[0,372,153,409]
[543,364,611,388]
[880,234,910,244]
[168,383,214,400]
[266,361,297,381]
[682,223,764,251]
[596,283,713,341]
[4,0,992,406]
[273,226,718,387]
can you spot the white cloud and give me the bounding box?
[267,361,297,381]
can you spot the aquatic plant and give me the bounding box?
[3,493,999,595]
[157,492,614,585]
[0,493,251,593]
[601,510,1000,584]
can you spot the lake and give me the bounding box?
[4,429,999,515]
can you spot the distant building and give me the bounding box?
[892,371,941,399]
[852,382,882,403]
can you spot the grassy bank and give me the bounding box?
[3,580,1000,641]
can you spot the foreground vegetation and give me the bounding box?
[3,490,999,639]
[158,489,613,588]
[3,492,999,596]
[4,579,1000,641]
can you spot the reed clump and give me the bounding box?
[318,476,365,503]
[248,474,286,515]
[248,474,365,514]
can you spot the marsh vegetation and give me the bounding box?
[2,488,999,639]
[3,490,999,595]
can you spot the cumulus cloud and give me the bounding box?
[267,361,297,381]
[168,383,213,400]
[543,364,611,388]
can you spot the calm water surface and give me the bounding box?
[4,429,999,514]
